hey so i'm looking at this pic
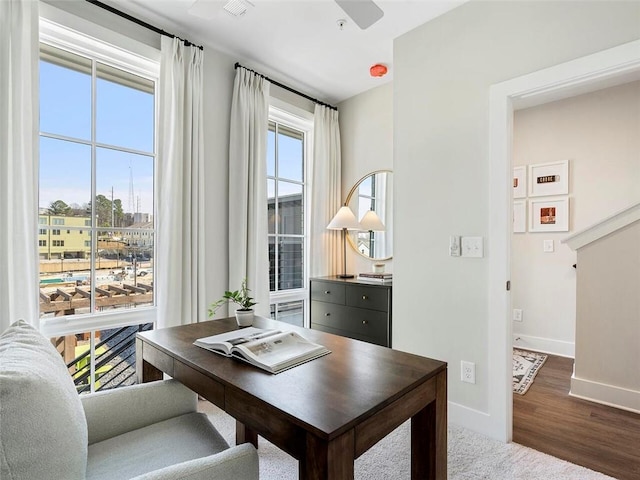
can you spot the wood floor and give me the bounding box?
[513,353,640,480]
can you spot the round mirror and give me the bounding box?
[345,170,393,261]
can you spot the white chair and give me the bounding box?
[0,320,258,480]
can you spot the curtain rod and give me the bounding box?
[85,0,203,50]
[235,63,337,111]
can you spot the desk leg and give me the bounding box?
[135,338,163,383]
[411,369,447,480]
[301,430,354,480]
[236,420,258,449]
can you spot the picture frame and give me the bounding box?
[513,200,526,233]
[528,160,569,197]
[513,166,527,199]
[529,196,569,232]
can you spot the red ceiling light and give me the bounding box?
[369,64,388,77]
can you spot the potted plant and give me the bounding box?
[208,278,257,326]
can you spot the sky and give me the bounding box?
[267,126,305,198]
[40,52,304,221]
[39,58,154,216]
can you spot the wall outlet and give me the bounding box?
[543,239,554,253]
[461,361,476,384]
[513,308,523,322]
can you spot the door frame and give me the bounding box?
[488,39,640,442]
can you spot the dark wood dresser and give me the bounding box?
[310,276,392,347]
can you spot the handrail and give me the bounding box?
[67,323,153,392]
[563,201,640,250]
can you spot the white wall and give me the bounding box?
[571,219,640,413]
[201,49,236,314]
[338,83,394,275]
[394,0,640,437]
[512,81,640,357]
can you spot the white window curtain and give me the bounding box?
[157,37,204,328]
[228,67,270,317]
[0,0,39,331]
[309,105,342,278]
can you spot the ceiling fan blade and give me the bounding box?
[335,0,384,30]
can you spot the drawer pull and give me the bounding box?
[362,320,368,325]
[362,295,368,300]
[324,290,331,294]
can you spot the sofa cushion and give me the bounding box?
[0,320,88,480]
[86,412,230,480]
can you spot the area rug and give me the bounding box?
[513,348,548,395]
[198,400,615,480]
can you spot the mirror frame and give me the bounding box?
[345,169,393,261]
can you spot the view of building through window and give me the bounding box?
[267,117,309,327]
[38,36,157,392]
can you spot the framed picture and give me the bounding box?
[529,196,569,232]
[513,200,526,233]
[513,166,526,199]
[528,160,569,197]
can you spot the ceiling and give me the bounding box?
[105,0,468,105]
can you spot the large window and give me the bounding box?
[38,20,158,392]
[267,108,312,327]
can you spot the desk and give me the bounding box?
[136,318,447,480]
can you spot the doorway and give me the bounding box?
[487,39,640,442]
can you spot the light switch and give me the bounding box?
[543,239,554,253]
[449,236,460,257]
[461,236,483,258]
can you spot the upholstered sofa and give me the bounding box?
[0,320,259,480]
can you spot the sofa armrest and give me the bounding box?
[81,379,197,445]
[130,443,259,480]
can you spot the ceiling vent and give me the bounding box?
[223,0,254,17]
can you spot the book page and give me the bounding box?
[236,331,328,371]
[194,327,279,355]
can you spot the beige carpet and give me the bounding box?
[199,401,614,480]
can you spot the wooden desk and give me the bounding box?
[136,318,447,480]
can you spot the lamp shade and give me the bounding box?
[359,210,385,231]
[327,206,361,230]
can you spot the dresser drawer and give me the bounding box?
[311,301,388,341]
[346,285,389,312]
[310,281,346,305]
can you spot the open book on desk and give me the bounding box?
[194,327,331,374]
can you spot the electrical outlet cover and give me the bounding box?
[461,361,476,384]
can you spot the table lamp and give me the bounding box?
[359,209,385,259]
[327,206,361,278]
[359,210,385,232]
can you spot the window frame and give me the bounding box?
[38,18,160,338]
[267,104,313,327]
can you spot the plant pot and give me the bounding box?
[235,309,254,327]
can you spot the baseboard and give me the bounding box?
[512,333,574,358]
[448,401,507,442]
[570,375,640,414]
